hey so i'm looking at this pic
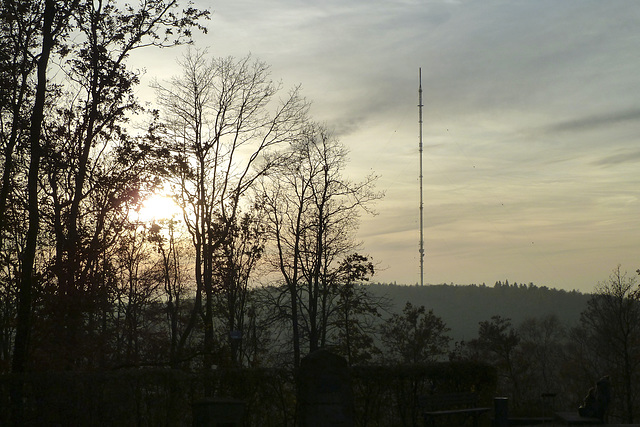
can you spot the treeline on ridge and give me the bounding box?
[368,281,592,341]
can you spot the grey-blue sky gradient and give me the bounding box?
[136,0,640,291]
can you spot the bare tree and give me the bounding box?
[517,314,566,404]
[110,222,164,367]
[260,124,381,367]
[148,218,195,367]
[152,49,307,372]
[575,266,640,423]
[212,212,266,367]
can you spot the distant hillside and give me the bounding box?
[367,282,592,342]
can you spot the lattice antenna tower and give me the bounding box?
[418,68,424,287]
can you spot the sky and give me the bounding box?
[134,0,640,292]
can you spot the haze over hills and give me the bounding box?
[367,282,592,342]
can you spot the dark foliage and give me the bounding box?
[0,362,496,427]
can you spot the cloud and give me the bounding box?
[593,149,640,167]
[545,109,640,134]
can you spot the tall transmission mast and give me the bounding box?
[418,68,424,286]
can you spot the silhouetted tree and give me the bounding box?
[572,266,640,423]
[110,222,165,367]
[148,218,195,367]
[518,314,566,403]
[330,254,384,365]
[469,315,521,401]
[259,123,381,367]
[0,5,44,330]
[381,302,451,364]
[4,0,75,422]
[36,0,206,369]
[152,49,307,373]
[213,212,266,367]
[0,0,207,379]
[11,0,64,378]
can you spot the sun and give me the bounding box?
[134,194,181,222]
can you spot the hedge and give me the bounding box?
[0,361,496,426]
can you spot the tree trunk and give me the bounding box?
[11,0,56,424]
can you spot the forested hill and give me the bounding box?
[367,282,592,342]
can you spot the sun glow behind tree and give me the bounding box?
[134,193,181,223]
